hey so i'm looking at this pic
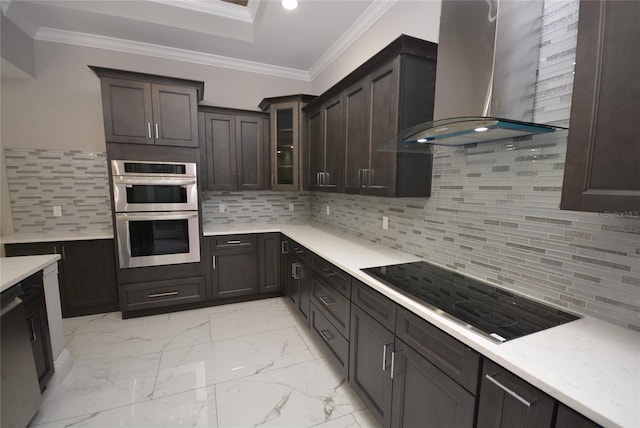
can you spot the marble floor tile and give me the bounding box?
[63,312,170,343]
[30,386,218,428]
[67,315,211,360]
[153,326,316,398]
[295,324,332,360]
[209,297,300,340]
[169,296,288,320]
[352,408,382,428]
[215,358,366,427]
[30,353,161,425]
[310,414,361,428]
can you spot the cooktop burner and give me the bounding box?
[362,261,580,343]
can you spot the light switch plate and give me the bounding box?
[326,205,331,215]
[53,206,62,217]
[219,203,226,213]
[382,216,389,230]
[289,203,294,211]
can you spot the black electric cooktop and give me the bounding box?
[362,261,580,343]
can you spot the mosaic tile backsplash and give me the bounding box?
[4,148,113,235]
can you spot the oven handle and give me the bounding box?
[112,177,197,186]
[116,211,199,221]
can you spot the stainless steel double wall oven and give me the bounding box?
[112,160,200,269]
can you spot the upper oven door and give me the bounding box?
[112,176,198,212]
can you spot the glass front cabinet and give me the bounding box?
[260,95,316,191]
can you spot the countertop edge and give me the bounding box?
[2,233,114,244]
[1,255,62,292]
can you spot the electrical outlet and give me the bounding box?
[325,205,331,215]
[289,203,294,212]
[382,216,389,230]
[53,206,62,217]
[219,203,226,213]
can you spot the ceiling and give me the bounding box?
[2,0,398,80]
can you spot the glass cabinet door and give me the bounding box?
[270,101,300,190]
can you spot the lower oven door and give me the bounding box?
[115,211,200,269]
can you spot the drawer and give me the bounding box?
[310,303,349,377]
[351,279,396,332]
[119,276,206,312]
[212,234,256,250]
[310,275,350,339]
[395,306,481,395]
[289,240,308,258]
[311,254,351,298]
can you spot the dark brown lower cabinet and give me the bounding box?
[258,233,281,293]
[555,404,601,428]
[282,239,310,323]
[119,277,206,312]
[210,235,258,299]
[310,303,349,376]
[477,359,555,428]
[349,304,394,427]
[24,284,54,391]
[5,239,118,318]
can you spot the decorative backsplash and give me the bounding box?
[4,148,113,235]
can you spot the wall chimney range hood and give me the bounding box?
[403,0,566,147]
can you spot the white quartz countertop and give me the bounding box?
[0,255,61,293]
[2,232,113,244]
[204,223,640,427]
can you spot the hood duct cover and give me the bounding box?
[403,0,566,146]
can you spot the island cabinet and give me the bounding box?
[560,0,640,213]
[90,66,203,148]
[5,239,118,318]
[259,95,317,191]
[199,107,270,191]
[303,35,437,197]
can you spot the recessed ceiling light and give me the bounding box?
[474,127,489,132]
[282,0,298,10]
[417,138,428,143]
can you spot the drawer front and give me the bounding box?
[311,254,351,297]
[310,303,349,377]
[395,306,481,395]
[310,275,350,339]
[120,276,206,312]
[351,279,396,332]
[213,234,256,250]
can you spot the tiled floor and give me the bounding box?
[30,297,380,428]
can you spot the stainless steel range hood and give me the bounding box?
[402,0,566,146]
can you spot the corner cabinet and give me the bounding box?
[560,0,640,213]
[199,107,270,191]
[303,35,437,197]
[259,95,317,191]
[90,66,203,148]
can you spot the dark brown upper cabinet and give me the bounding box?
[304,35,437,197]
[259,95,317,191]
[198,107,269,191]
[560,0,640,213]
[90,66,203,148]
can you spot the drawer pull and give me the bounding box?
[485,374,532,407]
[148,291,179,299]
[227,240,242,245]
[321,267,337,277]
[281,241,289,254]
[319,295,334,306]
[319,329,334,342]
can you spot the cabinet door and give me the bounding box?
[555,404,601,428]
[151,84,199,147]
[202,112,237,190]
[236,115,266,190]
[100,78,154,145]
[391,339,476,428]
[349,304,394,428]
[24,289,54,391]
[298,260,311,323]
[561,0,640,212]
[271,102,300,191]
[344,81,371,194]
[211,239,258,299]
[367,58,400,197]
[322,94,345,192]
[306,106,324,190]
[258,233,281,293]
[61,240,118,317]
[477,359,555,428]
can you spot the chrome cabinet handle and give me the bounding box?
[390,351,396,379]
[382,344,390,371]
[148,291,179,298]
[368,169,374,187]
[28,317,36,341]
[292,263,302,279]
[319,329,333,342]
[318,295,334,306]
[155,123,159,139]
[316,172,322,186]
[321,267,336,277]
[212,256,216,270]
[227,240,242,245]
[281,241,289,254]
[147,122,152,139]
[485,374,533,407]
[324,172,330,186]
[61,246,66,260]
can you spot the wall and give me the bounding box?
[1,13,35,77]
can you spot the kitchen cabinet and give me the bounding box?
[259,95,316,191]
[560,0,640,213]
[306,94,344,191]
[90,66,203,148]
[282,239,310,323]
[199,107,270,190]
[5,239,118,318]
[210,234,259,299]
[555,404,601,428]
[477,359,555,428]
[258,233,281,293]
[119,276,206,313]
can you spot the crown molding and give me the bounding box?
[308,0,397,81]
[34,27,311,81]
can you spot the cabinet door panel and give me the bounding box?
[25,289,54,391]
[323,95,344,191]
[271,102,300,190]
[203,113,236,190]
[344,82,371,194]
[236,115,264,190]
[307,108,324,190]
[259,233,281,293]
[391,339,476,428]
[101,78,154,145]
[368,59,400,197]
[152,84,198,147]
[212,244,258,299]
